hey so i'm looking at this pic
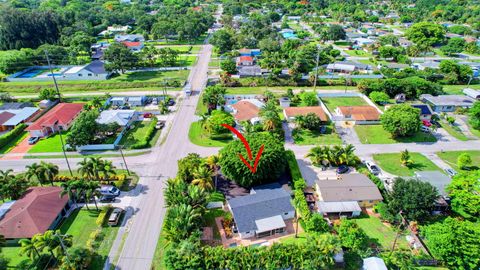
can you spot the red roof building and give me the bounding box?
[26,103,84,137]
[236,56,254,66]
[121,41,144,52]
[0,187,71,239]
[0,111,15,131]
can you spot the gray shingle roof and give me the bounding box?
[228,183,294,233]
[84,61,108,74]
[316,174,383,202]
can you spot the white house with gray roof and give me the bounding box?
[96,110,138,127]
[227,183,294,239]
[420,94,476,112]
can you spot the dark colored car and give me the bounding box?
[143,113,153,118]
[336,165,349,174]
[167,99,175,106]
[99,195,117,203]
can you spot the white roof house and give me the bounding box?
[363,257,388,270]
[96,110,136,126]
[463,88,480,99]
[1,107,39,126]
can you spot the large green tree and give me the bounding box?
[202,85,226,113]
[219,132,287,188]
[387,178,438,222]
[447,170,480,220]
[381,105,421,137]
[204,110,235,135]
[66,110,99,148]
[421,217,480,269]
[406,22,445,47]
[322,25,346,41]
[441,37,466,56]
[104,43,138,74]
[469,101,480,130]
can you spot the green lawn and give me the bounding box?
[156,45,201,54]
[278,232,309,244]
[354,125,437,144]
[111,70,189,83]
[344,50,372,57]
[292,127,342,145]
[59,208,119,270]
[152,221,168,270]
[119,121,157,148]
[320,97,368,113]
[0,131,28,154]
[373,152,443,176]
[466,121,480,138]
[202,208,228,241]
[3,246,26,267]
[436,150,480,170]
[188,121,232,147]
[439,121,469,141]
[177,55,197,66]
[28,131,72,153]
[443,84,480,95]
[353,214,409,250]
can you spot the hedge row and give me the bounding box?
[95,205,113,227]
[131,117,158,149]
[286,150,302,181]
[0,123,26,150]
[209,133,232,140]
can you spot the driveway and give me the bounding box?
[0,136,33,160]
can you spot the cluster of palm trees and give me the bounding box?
[306,144,360,167]
[191,155,219,191]
[0,169,29,200]
[25,161,60,186]
[19,230,72,264]
[60,180,101,210]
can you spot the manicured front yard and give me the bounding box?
[352,214,409,250]
[320,97,368,113]
[188,121,232,147]
[3,246,24,267]
[0,131,28,154]
[436,150,480,170]
[354,125,437,144]
[28,131,71,153]
[292,126,342,145]
[60,208,120,270]
[373,152,443,176]
[344,49,372,57]
[120,121,158,148]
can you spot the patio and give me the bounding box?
[215,216,300,248]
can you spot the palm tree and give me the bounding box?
[90,97,102,109]
[185,185,207,210]
[205,155,220,189]
[84,181,101,211]
[0,169,15,182]
[35,230,72,260]
[101,160,116,180]
[306,146,330,167]
[88,157,103,181]
[60,180,81,208]
[77,158,94,180]
[163,204,201,243]
[60,247,93,270]
[19,238,41,260]
[25,163,47,186]
[240,120,255,134]
[191,166,214,191]
[40,162,59,186]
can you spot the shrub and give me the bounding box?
[96,206,113,226]
[0,123,26,149]
[305,213,330,233]
[286,150,302,181]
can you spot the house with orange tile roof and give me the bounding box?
[335,105,381,124]
[0,187,71,239]
[283,106,329,122]
[236,56,254,66]
[26,103,84,137]
[230,99,265,124]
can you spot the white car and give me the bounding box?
[444,168,458,177]
[420,126,431,133]
[365,161,381,175]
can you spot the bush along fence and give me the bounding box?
[0,123,26,150]
[131,117,158,149]
[54,174,129,191]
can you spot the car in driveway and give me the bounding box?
[336,165,349,174]
[99,195,117,203]
[108,208,124,226]
[420,126,431,133]
[167,99,175,106]
[365,161,381,175]
[444,168,458,177]
[98,185,120,197]
[143,113,153,118]
[28,136,40,145]
[156,121,165,129]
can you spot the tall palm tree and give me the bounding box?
[186,185,207,210]
[0,169,15,182]
[84,181,101,211]
[40,162,59,186]
[35,230,72,260]
[19,238,41,260]
[163,204,201,243]
[240,120,255,134]
[164,177,188,207]
[101,160,116,180]
[88,157,103,181]
[60,180,80,208]
[25,163,46,186]
[191,166,214,191]
[77,158,94,180]
[205,155,220,189]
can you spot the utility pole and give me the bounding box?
[45,50,72,176]
[119,145,130,175]
[313,45,321,93]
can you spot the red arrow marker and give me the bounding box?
[221,123,264,173]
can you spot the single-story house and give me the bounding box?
[96,110,138,127]
[0,107,39,131]
[413,61,440,70]
[326,61,372,74]
[109,96,147,107]
[0,102,34,110]
[230,99,265,124]
[335,106,381,124]
[236,56,254,66]
[353,37,375,46]
[237,65,267,77]
[98,25,130,36]
[420,94,476,112]
[283,106,329,122]
[279,97,291,108]
[379,63,409,71]
[414,171,451,211]
[227,183,295,239]
[411,104,433,121]
[0,187,71,240]
[114,34,145,42]
[315,173,383,208]
[317,201,362,217]
[363,257,388,270]
[26,103,84,137]
[463,88,480,99]
[121,41,144,52]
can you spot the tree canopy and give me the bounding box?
[381,105,421,138]
[447,170,480,220]
[405,22,445,47]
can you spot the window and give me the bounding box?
[284,212,288,216]
[88,73,92,76]
[78,74,82,77]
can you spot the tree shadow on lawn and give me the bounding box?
[58,209,99,233]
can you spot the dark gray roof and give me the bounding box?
[316,173,383,202]
[414,171,451,196]
[228,183,294,233]
[0,102,34,110]
[84,61,108,74]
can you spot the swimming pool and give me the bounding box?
[16,69,44,78]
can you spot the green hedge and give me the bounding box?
[209,133,232,140]
[0,123,26,149]
[95,205,113,227]
[131,117,158,149]
[286,150,302,181]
